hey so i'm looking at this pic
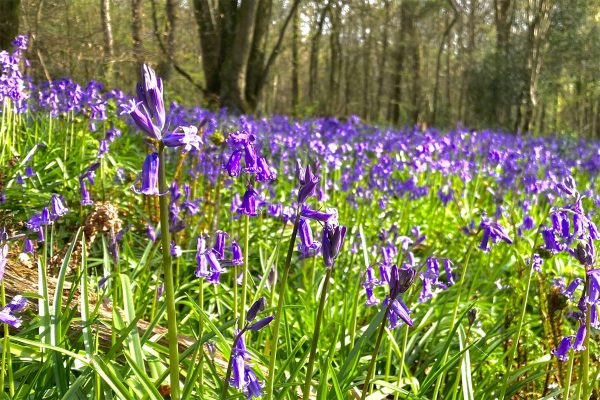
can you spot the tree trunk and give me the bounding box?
[0,0,20,50]
[389,1,409,124]
[375,0,391,121]
[432,3,457,127]
[131,0,144,71]
[245,0,271,110]
[291,7,300,114]
[309,2,330,105]
[493,0,513,127]
[100,0,114,85]
[328,2,342,115]
[192,0,222,101]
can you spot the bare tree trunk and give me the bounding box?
[291,7,300,114]
[309,2,330,105]
[493,0,514,127]
[100,0,114,85]
[520,0,554,133]
[362,22,372,119]
[375,0,391,121]
[193,0,222,102]
[432,2,457,126]
[131,0,144,71]
[245,0,271,109]
[328,2,341,115]
[0,0,20,50]
[389,1,409,124]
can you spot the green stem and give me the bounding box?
[432,239,476,400]
[581,272,591,400]
[360,306,391,400]
[497,257,536,400]
[394,324,410,400]
[240,214,250,327]
[158,148,180,400]
[220,329,245,399]
[198,278,205,397]
[265,211,301,400]
[302,265,334,399]
[564,348,575,400]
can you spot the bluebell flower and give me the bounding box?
[321,223,346,268]
[231,240,244,266]
[551,336,573,362]
[132,153,160,195]
[572,323,586,351]
[50,194,68,219]
[0,295,28,328]
[227,149,243,177]
[238,184,258,216]
[213,230,229,260]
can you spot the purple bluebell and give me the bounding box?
[0,244,7,283]
[479,217,513,252]
[298,218,320,257]
[256,157,276,182]
[230,330,248,390]
[247,315,274,332]
[243,143,259,173]
[195,235,209,278]
[296,160,320,204]
[246,297,266,322]
[97,139,109,158]
[572,323,586,351]
[321,223,346,268]
[588,268,600,304]
[385,296,413,329]
[551,336,573,362]
[0,295,28,328]
[213,230,229,259]
[231,240,243,266]
[25,166,35,178]
[50,194,68,219]
[80,179,93,206]
[162,126,201,152]
[443,259,455,285]
[529,253,543,273]
[226,149,243,177]
[133,153,160,195]
[238,184,258,216]
[244,368,264,399]
[228,130,255,145]
[205,249,223,283]
[300,204,337,224]
[22,238,34,254]
[146,224,157,242]
[170,241,182,258]
[129,65,165,140]
[563,278,582,300]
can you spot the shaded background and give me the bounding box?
[1,0,600,136]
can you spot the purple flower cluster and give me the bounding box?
[0,35,30,112]
[547,178,599,362]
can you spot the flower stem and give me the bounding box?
[302,264,334,399]
[157,148,180,400]
[240,214,250,327]
[360,306,390,400]
[581,272,591,400]
[265,211,301,400]
[221,330,244,399]
[564,348,575,399]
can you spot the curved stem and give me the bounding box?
[158,149,179,400]
[303,265,334,399]
[265,210,301,400]
[360,306,390,400]
[240,214,250,327]
[581,272,591,400]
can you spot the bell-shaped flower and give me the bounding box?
[132,153,160,195]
